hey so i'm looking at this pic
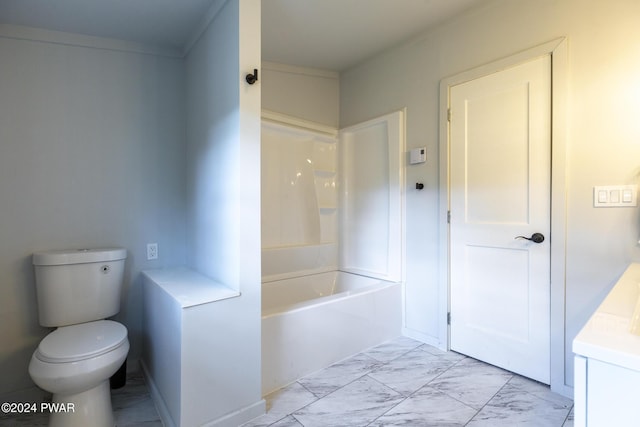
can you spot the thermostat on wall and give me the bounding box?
[409,147,427,164]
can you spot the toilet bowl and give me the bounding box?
[29,320,129,427]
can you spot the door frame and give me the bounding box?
[438,38,570,396]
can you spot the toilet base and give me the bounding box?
[48,381,114,427]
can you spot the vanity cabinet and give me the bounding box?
[573,263,640,427]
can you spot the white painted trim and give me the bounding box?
[144,357,267,427]
[402,327,443,349]
[262,109,339,137]
[438,38,570,395]
[549,38,571,399]
[0,0,233,59]
[262,61,339,80]
[203,399,266,427]
[141,360,176,427]
[0,24,182,57]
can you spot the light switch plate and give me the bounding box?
[593,185,638,207]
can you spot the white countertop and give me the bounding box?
[142,267,240,308]
[573,263,640,371]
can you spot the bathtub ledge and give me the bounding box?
[142,267,240,308]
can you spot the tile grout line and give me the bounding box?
[462,373,514,426]
[284,361,387,425]
[285,345,423,427]
[365,351,474,426]
[357,343,444,426]
[362,374,412,427]
[561,406,574,427]
[416,355,490,425]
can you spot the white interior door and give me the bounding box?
[449,55,551,384]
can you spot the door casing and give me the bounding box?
[438,38,570,397]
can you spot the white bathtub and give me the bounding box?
[261,271,402,395]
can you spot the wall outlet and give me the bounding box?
[147,243,158,260]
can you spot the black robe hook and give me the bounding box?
[246,69,258,85]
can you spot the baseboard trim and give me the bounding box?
[203,399,266,427]
[140,360,177,427]
[402,328,444,350]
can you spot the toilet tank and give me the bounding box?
[32,248,127,327]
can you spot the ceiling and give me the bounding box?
[262,0,484,71]
[0,0,484,71]
[0,0,215,50]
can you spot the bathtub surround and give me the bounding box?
[261,115,340,281]
[260,54,407,395]
[260,109,405,283]
[339,111,405,283]
[260,109,405,394]
[261,120,338,252]
[261,244,338,282]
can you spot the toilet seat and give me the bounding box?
[36,320,127,363]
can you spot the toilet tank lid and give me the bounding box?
[33,248,127,266]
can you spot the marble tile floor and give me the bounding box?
[244,336,574,427]
[1,337,574,427]
[0,373,162,427]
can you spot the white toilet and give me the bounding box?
[28,248,129,427]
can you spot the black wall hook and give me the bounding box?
[246,69,258,85]
[416,183,424,190]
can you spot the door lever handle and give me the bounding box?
[515,233,545,244]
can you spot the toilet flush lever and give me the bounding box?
[515,233,545,244]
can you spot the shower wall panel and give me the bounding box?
[261,120,338,250]
[339,111,405,283]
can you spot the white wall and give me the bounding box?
[0,27,187,396]
[262,62,339,127]
[0,3,265,419]
[340,0,640,390]
[184,0,263,423]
